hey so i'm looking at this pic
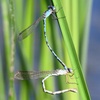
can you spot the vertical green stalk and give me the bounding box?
[8,0,16,99]
[1,0,10,99]
[52,0,91,100]
[72,0,79,55]
[80,0,93,74]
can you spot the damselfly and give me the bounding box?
[14,68,77,95]
[18,5,68,70]
[18,5,56,40]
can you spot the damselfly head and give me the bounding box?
[48,5,56,12]
[14,71,22,80]
[67,68,73,73]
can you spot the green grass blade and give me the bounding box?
[1,0,92,99]
[52,1,91,100]
[8,0,16,99]
[79,0,93,73]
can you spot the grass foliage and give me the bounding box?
[0,0,92,100]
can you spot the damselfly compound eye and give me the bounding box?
[48,5,56,11]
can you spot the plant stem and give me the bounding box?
[8,0,16,99]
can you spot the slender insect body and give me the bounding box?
[41,70,77,95]
[14,69,77,94]
[55,69,68,75]
[18,5,68,70]
[44,9,53,18]
[16,6,77,95]
[43,18,68,70]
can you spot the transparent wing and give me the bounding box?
[18,16,43,40]
[14,70,55,80]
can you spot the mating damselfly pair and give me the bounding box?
[15,5,77,95]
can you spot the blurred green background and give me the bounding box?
[1,0,99,100]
